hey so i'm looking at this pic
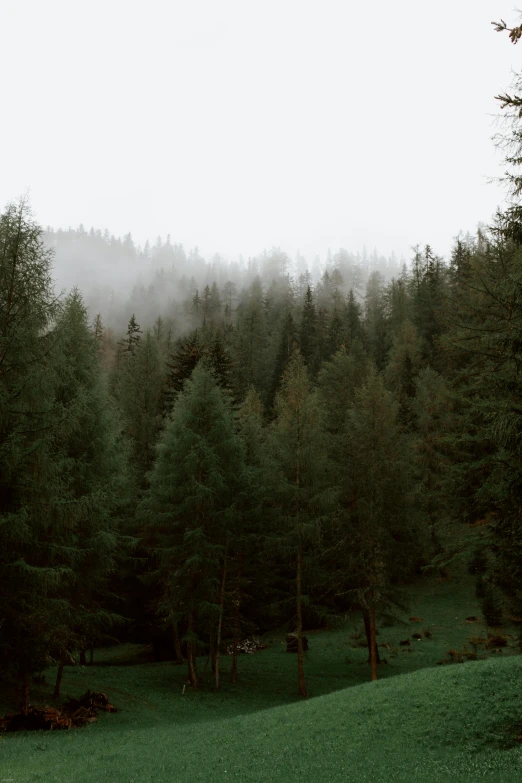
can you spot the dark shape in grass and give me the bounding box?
[399,639,411,646]
[412,633,422,640]
[0,691,117,733]
[486,635,508,648]
[438,646,478,665]
[286,634,309,653]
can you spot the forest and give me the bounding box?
[2,11,522,782]
[2,183,521,706]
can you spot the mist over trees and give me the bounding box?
[2,188,521,708]
[43,224,405,335]
[3,17,522,715]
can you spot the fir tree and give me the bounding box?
[269,349,334,696]
[139,363,244,687]
[0,201,66,708]
[299,286,317,369]
[342,369,425,680]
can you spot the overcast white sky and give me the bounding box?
[0,1,519,263]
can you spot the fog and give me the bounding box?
[45,224,407,332]
[1,0,518,326]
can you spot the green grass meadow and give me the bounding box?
[2,569,522,782]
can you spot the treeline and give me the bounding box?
[2,196,522,709]
[44,224,405,334]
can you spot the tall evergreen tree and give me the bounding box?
[52,290,129,682]
[0,201,65,708]
[342,369,425,680]
[299,286,317,369]
[139,363,244,687]
[269,349,334,696]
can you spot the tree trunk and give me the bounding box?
[89,642,94,666]
[363,608,381,666]
[186,611,198,688]
[296,544,308,697]
[209,630,217,675]
[79,649,86,666]
[231,595,240,683]
[54,662,64,699]
[368,588,378,682]
[173,622,184,662]
[20,671,30,715]
[214,548,228,690]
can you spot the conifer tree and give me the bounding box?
[52,291,129,682]
[410,367,455,557]
[139,363,244,688]
[343,369,425,681]
[233,281,269,400]
[299,286,317,369]
[114,328,165,481]
[230,389,269,681]
[384,320,423,427]
[120,314,142,354]
[0,202,75,706]
[345,289,363,346]
[269,349,334,696]
[268,311,297,408]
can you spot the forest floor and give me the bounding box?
[2,568,522,782]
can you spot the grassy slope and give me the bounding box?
[2,569,522,782]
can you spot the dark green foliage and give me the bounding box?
[298,286,317,369]
[268,311,297,408]
[120,314,142,354]
[139,362,244,683]
[0,204,127,697]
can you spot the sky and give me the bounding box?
[0,0,520,264]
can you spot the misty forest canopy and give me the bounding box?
[4,18,522,712]
[44,222,406,336]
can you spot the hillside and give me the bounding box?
[2,569,521,782]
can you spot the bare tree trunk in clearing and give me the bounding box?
[186,611,198,687]
[173,623,184,662]
[209,630,216,675]
[54,662,64,698]
[296,544,308,697]
[363,608,381,666]
[79,649,86,666]
[214,547,228,690]
[20,671,30,715]
[368,563,378,682]
[231,593,240,683]
[89,642,94,666]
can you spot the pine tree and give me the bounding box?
[299,286,317,369]
[139,363,244,687]
[0,201,67,708]
[268,311,297,408]
[115,328,166,481]
[384,320,423,427]
[52,291,129,683]
[345,289,363,345]
[269,349,334,696]
[343,369,425,680]
[230,389,270,681]
[120,314,142,354]
[233,281,269,400]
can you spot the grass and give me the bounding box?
[2,568,522,782]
